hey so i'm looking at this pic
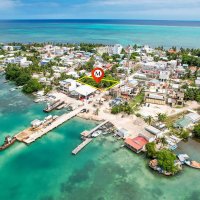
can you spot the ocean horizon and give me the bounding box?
[0,19,200,48]
[1,19,200,26]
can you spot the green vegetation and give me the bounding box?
[79,43,102,52]
[164,111,187,129]
[166,52,178,61]
[22,79,43,94]
[182,54,200,67]
[111,102,133,115]
[146,142,179,174]
[160,137,168,147]
[102,53,121,62]
[109,64,119,74]
[168,128,190,140]
[102,53,110,62]
[76,57,95,72]
[184,87,200,102]
[130,52,139,60]
[111,91,144,115]
[166,47,200,67]
[180,129,190,140]
[78,76,119,90]
[83,57,95,72]
[145,116,154,125]
[146,142,157,158]
[180,48,200,57]
[5,64,44,94]
[129,91,144,111]
[157,149,179,174]
[5,64,31,86]
[157,113,167,122]
[193,124,200,138]
[0,49,5,55]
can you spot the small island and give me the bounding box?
[0,42,200,178]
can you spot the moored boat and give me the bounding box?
[0,136,17,151]
[177,154,200,169]
[185,160,200,169]
[92,130,102,138]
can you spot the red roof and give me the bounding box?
[189,66,199,72]
[105,64,112,69]
[168,49,176,54]
[125,136,148,150]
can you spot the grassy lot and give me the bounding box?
[129,91,144,111]
[164,111,188,128]
[77,76,119,91]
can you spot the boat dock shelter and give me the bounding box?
[15,107,85,144]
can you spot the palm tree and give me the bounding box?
[160,137,167,147]
[146,115,153,125]
[95,108,99,116]
[157,113,167,122]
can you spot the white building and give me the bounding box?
[113,44,123,55]
[97,46,113,55]
[159,71,170,81]
[67,71,79,78]
[2,46,14,51]
[53,73,61,79]
[142,45,153,53]
[60,79,77,93]
[145,126,163,138]
[4,56,31,66]
[195,77,200,87]
[75,85,96,97]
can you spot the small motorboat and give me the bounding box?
[92,130,102,138]
[10,88,16,92]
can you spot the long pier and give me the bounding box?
[73,120,109,155]
[72,138,93,155]
[15,107,85,144]
[81,120,109,138]
[44,100,65,112]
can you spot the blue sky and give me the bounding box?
[0,0,200,20]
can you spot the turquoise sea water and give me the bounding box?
[0,20,200,48]
[1,74,200,200]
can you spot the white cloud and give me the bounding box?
[0,0,21,10]
[83,0,200,9]
[70,0,200,20]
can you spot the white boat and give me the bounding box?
[10,88,16,91]
[92,130,102,138]
[16,86,23,89]
[177,154,189,164]
[34,99,41,103]
[34,97,46,103]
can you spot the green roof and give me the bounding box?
[174,117,192,128]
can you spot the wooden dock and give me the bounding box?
[15,107,85,144]
[72,138,93,155]
[72,120,113,155]
[44,100,65,112]
[80,120,109,138]
[85,120,109,137]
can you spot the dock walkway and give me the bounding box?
[15,107,85,144]
[73,120,109,155]
[86,120,109,137]
[72,138,93,155]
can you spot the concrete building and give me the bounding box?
[113,44,123,54]
[195,77,200,88]
[60,79,77,93]
[159,71,170,81]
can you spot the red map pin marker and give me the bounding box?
[91,67,104,83]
